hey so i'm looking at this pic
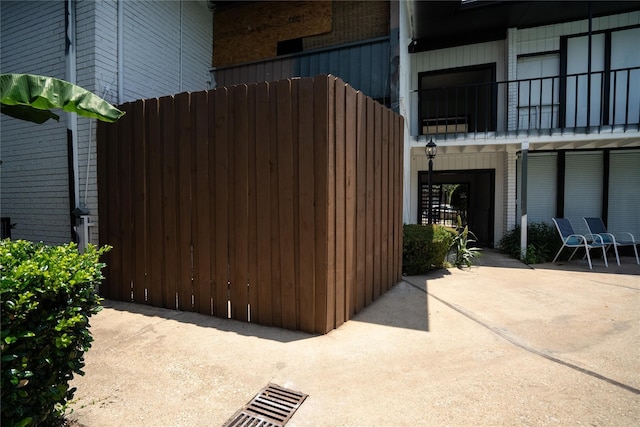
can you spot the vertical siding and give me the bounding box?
[216,38,391,102]
[0,1,70,245]
[122,0,212,101]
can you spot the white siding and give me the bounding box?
[409,40,506,136]
[1,0,213,246]
[122,0,212,101]
[608,150,640,238]
[564,151,604,236]
[0,1,71,244]
[518,153,557,225]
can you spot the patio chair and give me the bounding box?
[552,218,608,270]
[583,217,639,266]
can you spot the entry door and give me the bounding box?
[418,170,495,246]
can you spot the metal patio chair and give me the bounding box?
[552,218,608,270]
[583,217,639,266]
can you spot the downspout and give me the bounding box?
[586,1,592,128]
[65,0,80,241]
[519,142,529,260]
[118,0,124,104]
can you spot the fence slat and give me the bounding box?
[193,91,212,315]
[291,79,301,329]
[176,92,193,311]
[373,102,382,300]
[334,78,346,328]
[269,81,282,328]
[365,97,375,306]
[119,102,134,303]
[382,107,391,291]
[247,84,259,322]
[355,92,367,313]
[214,88,229,318]
[325,77,336,331]
[277,79,297,330]
[255,82,273,326]
[344,85,357,318]
[145,98,164,306]
[313,76,329,333]
[231,85,249,322]
[297,77,316,333]
[132,100,146,303]
[161,96,178,309]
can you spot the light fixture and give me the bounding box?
[426,139,437,224]
[426,139,437,159]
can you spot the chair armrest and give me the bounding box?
[566,234,587,244]
[615,232,636,244]
[596,232,616,244]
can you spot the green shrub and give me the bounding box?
[1,240,110,426]
[498,222,561,264]
[403,224,456,275]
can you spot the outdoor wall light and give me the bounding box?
[426,138,437,159]
[426,139,437,224]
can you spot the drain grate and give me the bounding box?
[223,383,308,427]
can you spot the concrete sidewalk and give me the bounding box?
[69,250,640,426]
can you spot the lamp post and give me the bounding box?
[426,139,437,224]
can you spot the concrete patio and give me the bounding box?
[68,250,640,426]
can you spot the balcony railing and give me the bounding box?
[418,66,640,140]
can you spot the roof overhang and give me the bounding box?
[408,1,640,53]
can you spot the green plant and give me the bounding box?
[1,240,110,426]
[403,224,456,275]
[498,221,561,264]
[1,73,125,124]
[449,224,482,268]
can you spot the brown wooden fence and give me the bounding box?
[97,75,404,334]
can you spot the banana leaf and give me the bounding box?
[0,73,125,124]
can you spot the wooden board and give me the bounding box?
[214,1,332,66]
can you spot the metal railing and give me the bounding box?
[418,66,640,139]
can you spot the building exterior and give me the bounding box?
[3,0,639,256]
[209,0,640,250]
[1,0,213,245]
[400,1,640,247]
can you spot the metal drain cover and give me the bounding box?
[223,383,308,427]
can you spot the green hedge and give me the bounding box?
[1,240,110,427]
[498,222,561,264]
[402,224,456,275]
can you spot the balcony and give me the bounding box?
[417,66,640,142]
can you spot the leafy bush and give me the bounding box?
[449,225,482,268]
[498,221,561,264]
[403,224,456,275]
[1,240,110,426]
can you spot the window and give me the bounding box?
[517,53,560,130]
[419,63,496,135]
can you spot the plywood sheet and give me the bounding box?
[214,1,332,66]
